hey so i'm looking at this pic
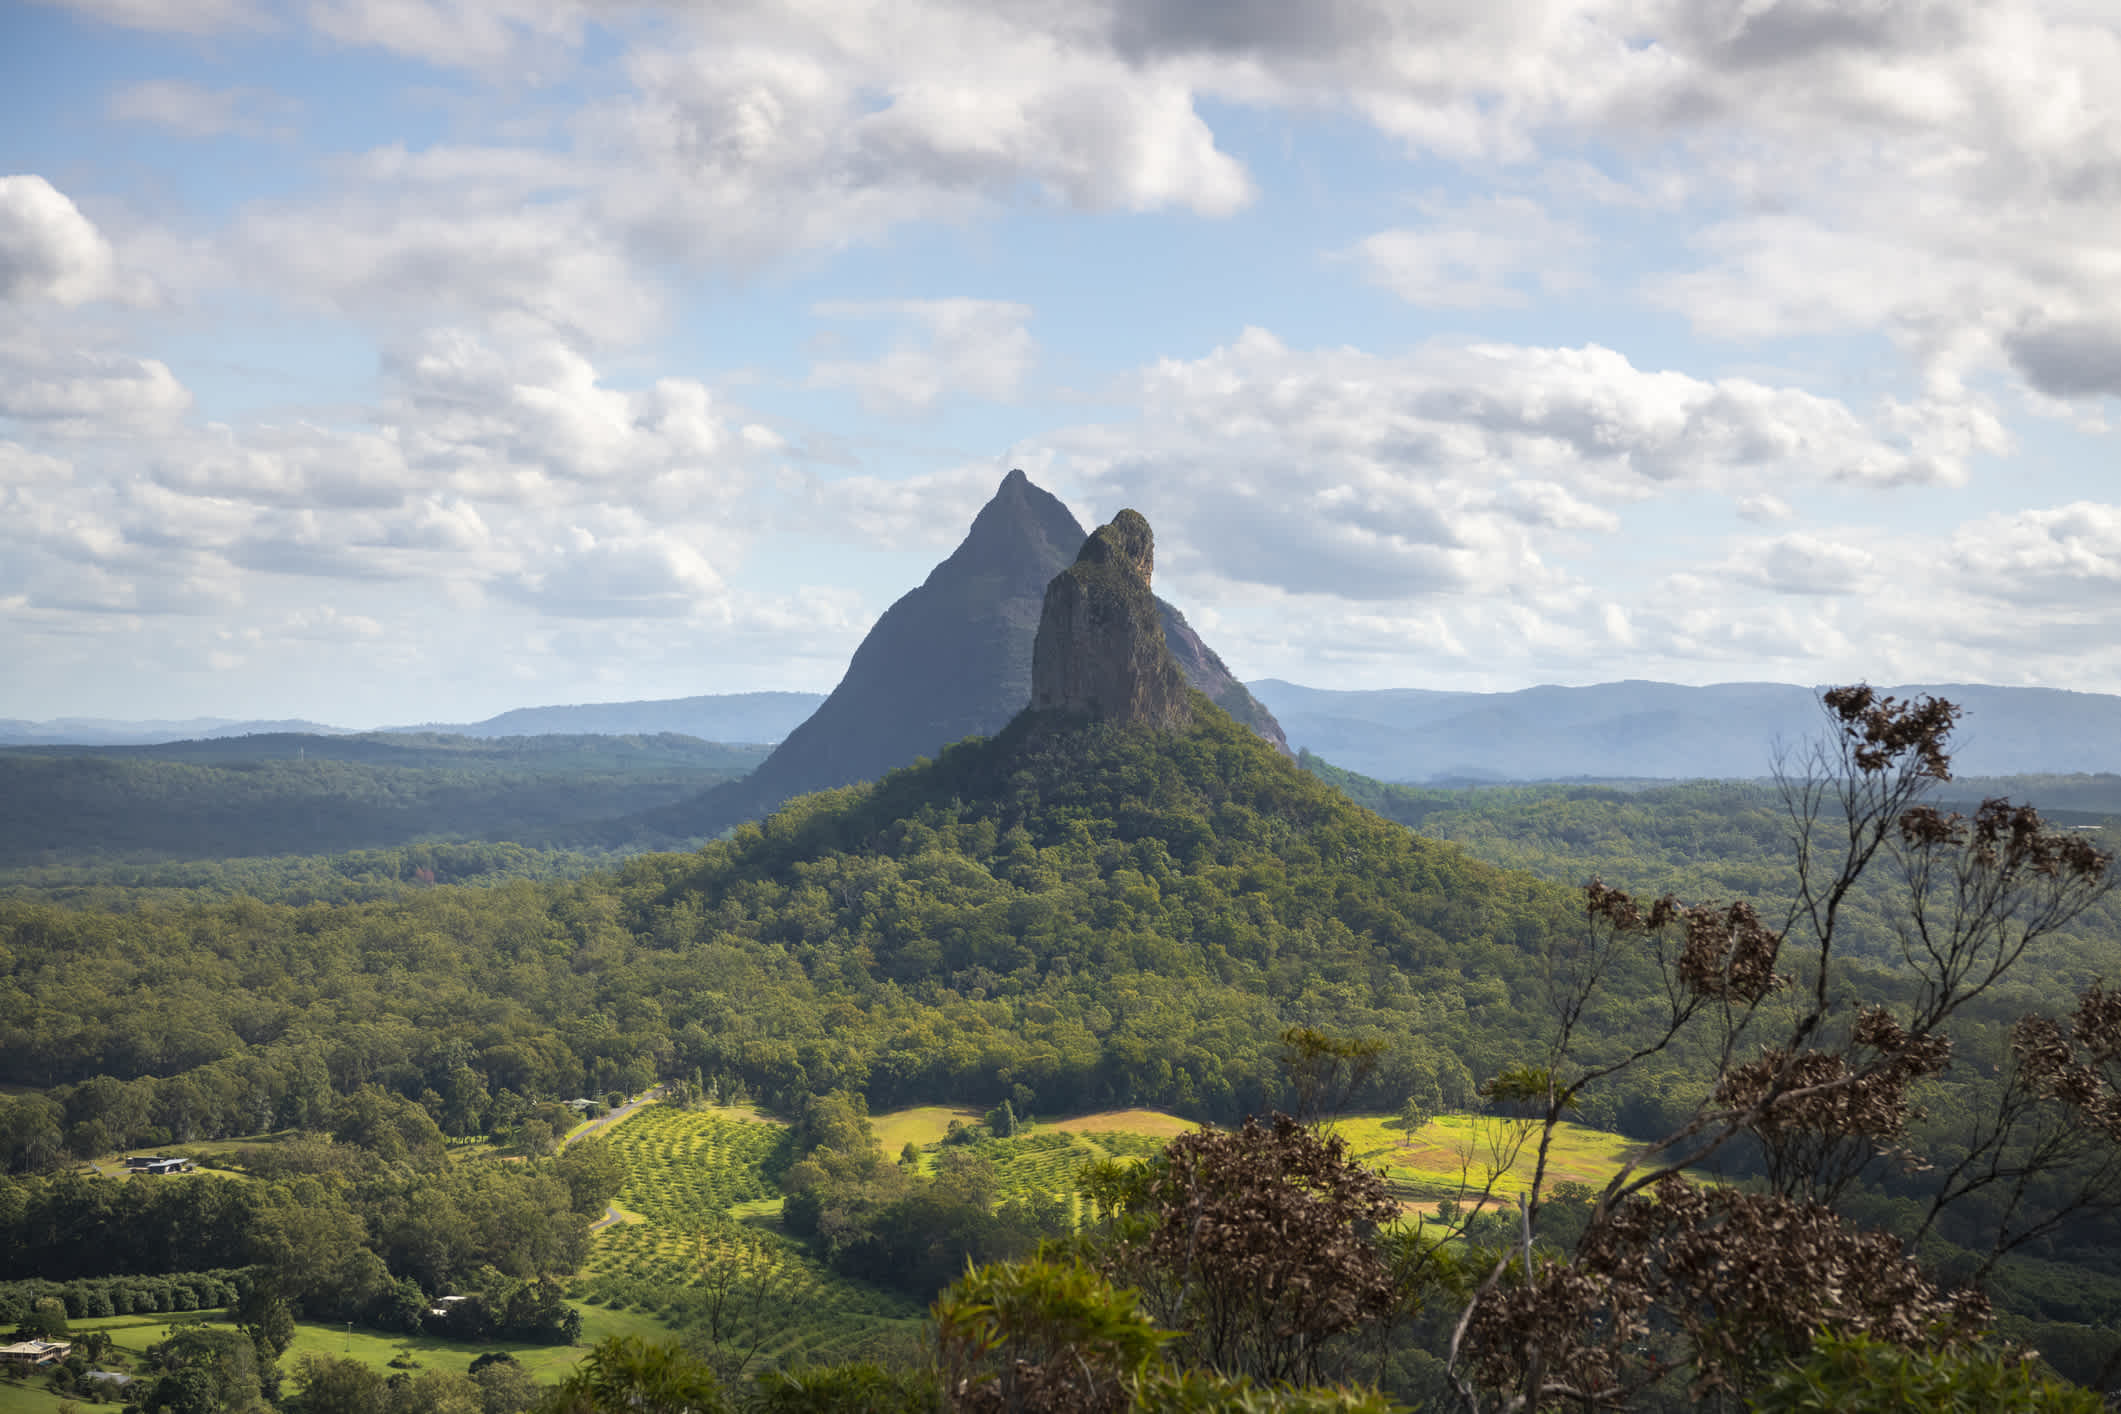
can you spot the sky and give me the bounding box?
[2,0,2118,728]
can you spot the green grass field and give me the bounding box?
[870,1105,980,1151]
[0,1305,656,1409]
[1329,1112,1642,1208]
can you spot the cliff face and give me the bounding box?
[1030,510,1194,731]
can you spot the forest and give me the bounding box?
[2,696,2119,1408]
[0,732,765,869]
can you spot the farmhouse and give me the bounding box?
[131,1157,192,1175]
[0,1340,71,1369]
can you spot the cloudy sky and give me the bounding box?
[4,0,2118,727]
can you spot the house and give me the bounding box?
[135,1157,191,1175]
[122,1155,162,1169]
[428,1294,474,1319]
[0,1340,71,1369]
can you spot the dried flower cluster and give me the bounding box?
[1822,685,1959,779]
[2014,985,2121,1142]
[1465,1176,1988,1403]
[1585,881,1785,1004]
[1715,1008,1951,1148]
[1121,1115,1397,1385]
[1900,798,2111,883]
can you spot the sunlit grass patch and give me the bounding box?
[1041,1108,1201,1139]
[1328,1112,1641,1206]
[870,1105,980,1150]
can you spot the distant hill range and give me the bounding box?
[0,716,355,747]
[384,691,824,744]
[641,469,1289,838]
[1248,679,2121,782]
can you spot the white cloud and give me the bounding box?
[809,299,1036,413]
[0,441,74,486]
[305,0,588,71]
[1744,532,1878,596]
[236,187,660,347]
[0,344,191,427]
[774,460,1012,547]
[44,0,264,34]
[1946,501,2121,597]
[106,80,299,139]
[0,176,124,307]
[497,524,725,618]
[1352,194,1586,309]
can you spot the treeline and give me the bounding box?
[0,1268,252,1323]
[0,731,765,867]
[0,839,641,909]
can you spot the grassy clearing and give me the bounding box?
[870,1105,980,1150]
[0,1378,76,1414]
[1042,1108,1202,1139]
[50,1308,618,1384]
[1330,1112,1641,1207]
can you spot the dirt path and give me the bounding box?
[561,1084,664,1150]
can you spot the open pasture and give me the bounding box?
[870,1105,980,1150]
[1331,1112,1642,1205]
[1041,1108,1201,1139]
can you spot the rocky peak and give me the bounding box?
[1030,510,1194,731]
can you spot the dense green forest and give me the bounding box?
[0,732,765,869]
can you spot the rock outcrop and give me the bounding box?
[1030,510,1194,730]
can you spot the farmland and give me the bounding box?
[566,1100,1643,1357]
[570,1105,924,1365]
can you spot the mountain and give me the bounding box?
[1248,679,2121,782]
[658,470,1287,836]
[385,691,822,743]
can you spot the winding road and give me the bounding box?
[563,1084,663,1233]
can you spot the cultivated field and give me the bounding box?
[570,1104,923,1366]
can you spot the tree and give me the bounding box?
[555,1137,625,1217]
[934,1254,1169,1413]
[1447,687,2116,1409]
[539,1336,728,1414]
[17,1296,68,1339]
[1090,1114,1397,1386]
